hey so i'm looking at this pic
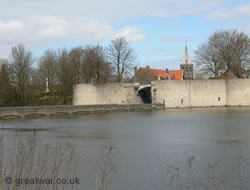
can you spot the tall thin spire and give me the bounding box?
[181,45,192,64]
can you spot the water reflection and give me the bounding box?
[1,107,250,189]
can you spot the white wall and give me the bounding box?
[73,83,143,105]
[153,79,250,108]
[73,79,250,108]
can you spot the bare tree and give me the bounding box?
[0,135,79,190]
[8,44,34,106]
[0,60,16,106]
[81,46,93,83]
[95,141,120,190]
[216,30,250,77]
[195,29,250,78]
[194,43,223,79]
[57,48,75,102]
[37,49,58,92]
[107,36,137,82]
[82,45,113,84]
[69,47,84,84]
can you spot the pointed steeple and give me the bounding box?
[181,46,192,65]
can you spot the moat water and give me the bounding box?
[1,107,250,189]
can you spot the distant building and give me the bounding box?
[167,69,184,80]
[220,69,249,79]
[180,46,193,80]
[132,66,170,82]
[132,66,183,82]
[132,46,193,82]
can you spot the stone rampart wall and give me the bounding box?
[73,79,250,108]
[73,83,143,105]
[153,79,250,108]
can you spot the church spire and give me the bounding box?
[181,45,192,65]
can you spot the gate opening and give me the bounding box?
[136,84,152,103]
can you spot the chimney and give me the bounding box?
[146,66,149,69]
[165,68,169,74]
[134,67,137,75]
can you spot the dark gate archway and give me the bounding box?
[136,85,152,103]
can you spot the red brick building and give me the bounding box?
[133,66,183,82]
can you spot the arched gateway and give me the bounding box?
[135,83,152,103]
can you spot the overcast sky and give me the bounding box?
[0,0,249,69]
